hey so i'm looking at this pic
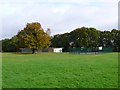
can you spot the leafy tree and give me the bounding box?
[2,36,19,52]
[51,34,62,47]
[111,29,120,51]
[70,27,100,48]
[88,28,100,48]
[51,33,70,51]
[70,27,88,48]
[99,31,112,47]
[17,22,51,53]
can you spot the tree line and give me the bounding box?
[51,27,120,52]
[1,22,120,53]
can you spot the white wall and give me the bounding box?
[53,48,62,53]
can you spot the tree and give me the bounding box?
[51,27,100,51]
[51,34,63,47]
[51,33,70,51]
[99,31,112,48]
[88,28,100,48]
[2,38,17,52]
[111,29,120,51]
[70,27,100,48]
[70,27,88,48]
[17,22,51,53]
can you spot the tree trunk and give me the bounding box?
[32,49,35,54]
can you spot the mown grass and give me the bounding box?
[2,52,118,88]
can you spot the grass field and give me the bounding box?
[2,52,118,88]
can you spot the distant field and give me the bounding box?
[2,52,118,88]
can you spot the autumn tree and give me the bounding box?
[17,22,51,53]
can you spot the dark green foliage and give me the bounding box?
[2,36,19,52]
[51,27,120,52]
[51,33,70,52]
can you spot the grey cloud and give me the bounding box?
[0,0,118,39]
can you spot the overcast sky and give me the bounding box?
[0,0,119,40]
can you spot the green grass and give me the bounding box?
[2,52,118,88]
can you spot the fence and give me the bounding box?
[69,47,113,54]
[102,47,113,52]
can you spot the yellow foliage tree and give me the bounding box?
[17,22,51,53]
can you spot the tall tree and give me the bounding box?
[17,22,51,53]
[88,28,100,48]
[99,31,112,47]
[2,38,17,52]
[111,29,120,51]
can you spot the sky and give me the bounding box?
[0,0,119,40]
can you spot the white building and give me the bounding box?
[99,47,102,50]
[53,48,62,53]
